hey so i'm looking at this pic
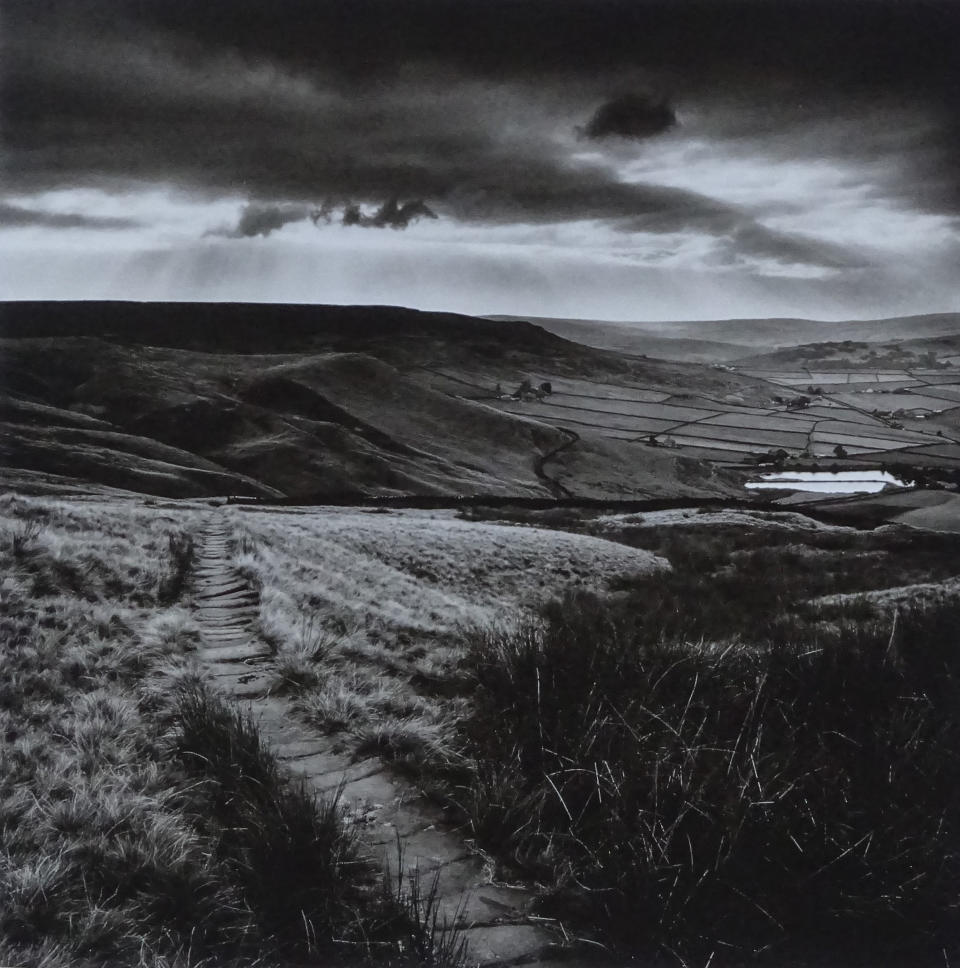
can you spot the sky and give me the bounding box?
[2,0,960,322]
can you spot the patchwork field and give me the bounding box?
[477,367,959,465]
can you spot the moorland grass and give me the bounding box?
[170,678,466,966]
[451,576,960,966]
[0,496,466,968]
[0,496,250,966]
[102,499,960,966]
[221,506,661,778]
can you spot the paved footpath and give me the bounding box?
[191,519,582,968]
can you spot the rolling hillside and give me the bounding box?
[0,302,737,500]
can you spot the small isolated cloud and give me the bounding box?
[582,92,677,141]
[342,197,438,229]
[0,202,140,230]
[218,197,438,238]
[228,202,312,237]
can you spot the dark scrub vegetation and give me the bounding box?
[448,520,960,966]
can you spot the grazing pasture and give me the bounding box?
[482,363,955,465]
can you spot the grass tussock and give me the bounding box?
[172,679,364,944]
[454,589,960,966]
[171,678,467,966]
[9,515,43,557]
[158,531,195,606]
[268,610,344,695]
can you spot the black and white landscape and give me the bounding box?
[3,3,960,968]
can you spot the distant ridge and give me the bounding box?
[489,312,960,354]
[0,301,574,355]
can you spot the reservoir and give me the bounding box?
[745,470,908,494]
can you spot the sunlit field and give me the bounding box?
[224,505,666,768]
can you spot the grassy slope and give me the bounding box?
[0,495,468,968]
[0,302,771,500]
[210,501,960,965]
[416,508,960,966]
[1,337,568,498]
[222,506,666,769]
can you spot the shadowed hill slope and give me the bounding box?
[0,302,743,500]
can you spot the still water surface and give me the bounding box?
[745,470,908,494]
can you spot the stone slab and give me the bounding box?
[200,636,253,647]
[460,924,554,966]
[416,854,485,895]
[281,748,353,776]
[196,613,256,625]
[365,798,452,843]
[372,824,473,875]
[450,885,538,929]
[197,597,258,611]
[304,755,385,791]
[195,576,246,589]
[271,737,334,761]
[200,643,272,662]
[213,672,274,699]
[313,766,399,808]
[196,587,252,602]
[201,659,273,678]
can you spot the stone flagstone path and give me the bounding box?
[191,519,579,968]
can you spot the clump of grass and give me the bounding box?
[452,592,960,966]
[172,680,364,947]
[269,611,342,695]
[297,668,461,778]
[172,680,469,966]
[158,532,195,605]
[367,845,469,968]
[9,516,43,557]
[355,714,462,779]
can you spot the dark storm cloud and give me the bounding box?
[444,169,867,272]
[216,197,438,237]
[0,202,139,231]
[4,0,960,267]
[34,0,955,94]
[226,203,312,238]
[342,198,438,229]
[581,93,676,141]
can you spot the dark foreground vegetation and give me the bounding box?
[444,515,960,966]
[0,496,463,968]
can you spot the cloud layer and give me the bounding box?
[2,0,960,316]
